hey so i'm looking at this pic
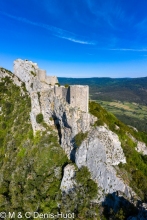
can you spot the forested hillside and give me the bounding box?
[59,77,147,104]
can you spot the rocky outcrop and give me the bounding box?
[0,67,25,95]
[13,59,52,93]
[75,126,135,201]
[13,59,96,139]
[60,164,76,193]
[128,134,147,155]
[37,89,96,157]
[136,141,147,155]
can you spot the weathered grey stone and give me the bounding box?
[75,127,135,201]
[70,85,89,112]
[13,59,58,93]
[136,141,147,155]
[128,133,147,155]
[60,164,76,193]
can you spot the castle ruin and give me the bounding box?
[38,69,58,85]
[13,59,89,113]
[54,85,89,112]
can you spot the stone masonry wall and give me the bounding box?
[70,85,89,112]
[54,86,70,103]
[46,76,58,85]
[54,86,63,99]
[37,69,46,81]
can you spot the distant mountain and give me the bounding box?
[58,77,147,105]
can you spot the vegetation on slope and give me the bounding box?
[74,131,88,147]
[89,101,147,202]
[0,74,68,214]
[60,166,99,220]
[95,100,147,132]
[0,72,100,219]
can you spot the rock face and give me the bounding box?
[13,59,58,93]
[136,141,147,155]
[13,59,91,134]
[129,134,147,155]
[0,59,138,203]
[60,164,76,193]
[75,126,134,201]
[36,88,95,157]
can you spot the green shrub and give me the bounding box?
[76,166,91,185]
[36,113,43,123]
[2,122,7,129]
[5,102,14,115]
[55,83,60,87]
[64,84,69,88]
[74,132,88,147]
[21,82,27,92]
[49,116,53,121]
[30,71,36,77]
[37,92,41,106]
[60,166,99,218]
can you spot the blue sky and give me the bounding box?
[0,0,147,77]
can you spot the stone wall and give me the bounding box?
[70,85,89,112]
[37,69,46,82]
[63,87,70,103]
[37,70,58,85]
[54,86,70,103]
[54,86,63,99]
[46,76,58,85]
[54,85,89,112]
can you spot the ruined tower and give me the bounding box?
[70,85,89,112]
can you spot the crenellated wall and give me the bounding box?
[37,69,58,85]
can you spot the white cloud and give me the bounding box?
[55,35,95,45]
[108,48,147,52]
[0,11,95,45]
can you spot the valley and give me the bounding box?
[59,77,147,132]
[94,100,147,132]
